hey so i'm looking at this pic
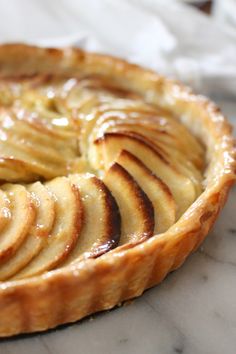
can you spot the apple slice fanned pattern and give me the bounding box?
[0,75,204,280]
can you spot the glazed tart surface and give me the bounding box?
[0,44,234,337]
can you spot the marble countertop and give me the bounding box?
[0,99,235,354]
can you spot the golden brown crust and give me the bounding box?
[0,44,235,337]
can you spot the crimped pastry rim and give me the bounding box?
[0,44,235,337]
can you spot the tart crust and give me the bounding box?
[0,44,235,337]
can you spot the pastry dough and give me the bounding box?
[0,44,234,337]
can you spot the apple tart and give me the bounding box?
[0,44,234,337]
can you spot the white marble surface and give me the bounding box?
[0,99,235,353]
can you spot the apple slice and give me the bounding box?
[12,95,78,140]
[0,108,79,181]
[6,131,70,165]
[0,190,11,233]
[0,139,67,179]
[0,158,38,182]
[103,163,154,245]
[90,133,196,217]
[62,173,120,265]
[110,129,202,196]
[3,134,69,169]
[0,107,76,150]
[92,111,204,169]
[77,98,157,155]
[0,184,35,264]
[0,182,56,280]
[98,121,204,177]
[13,177,83,279]
[116,150,176,233]
[102,122,203,173]
[11,111,78,159]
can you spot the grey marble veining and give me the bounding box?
[0,99,235,354]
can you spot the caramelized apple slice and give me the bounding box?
[103,163,154,245]
[13,177,83,279]
[78,100,156,155]
[63,173,120,265]
[0,109,79,181]
[0,182,55,280]
[0,158,38,182]
[116,150,176,233]
[0,140,67,179]
[6,134,69,165]
[11,104,78,141]
[100,122,203,181]
[0,184,35,264]
[10,111,77,159]
[111,129,202,196]
[92,112,204,169]
[90,133,196,217]
[0,190,11,233]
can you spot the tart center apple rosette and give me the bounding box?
[0,74,205,280]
